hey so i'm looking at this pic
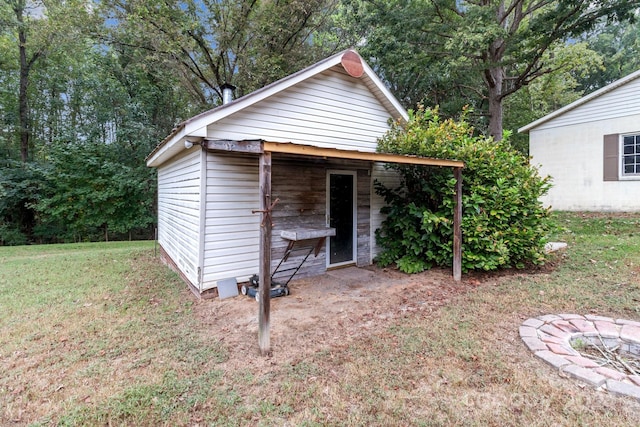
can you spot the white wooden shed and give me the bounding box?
[519,69,640,211]
[147,50,463,299]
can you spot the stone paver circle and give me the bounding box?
[520,314,640,401]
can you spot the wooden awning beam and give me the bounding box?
[263,141,464,168]
[206,139,263,154]
[204,139,465,168]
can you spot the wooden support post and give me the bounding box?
[453,167,462,282]
[258,152,272,355]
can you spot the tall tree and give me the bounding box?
[100,0,340,108]
[504,41,603,153]
[0,1,190,243]
[577,17,640,93]
[345,0,638,140]
[0,0,96,162]
[3,0,41,162]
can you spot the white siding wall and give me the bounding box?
[201,153,260,290]
[206,69,391,152]
[157,148,202,285]
[155,62,407,290]
[370,163,401,260]
[199,68,399,283]
[530,114,640,211]
[533,77,640,132]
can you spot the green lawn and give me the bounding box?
[1,213,640,426]
[0,241,226,426]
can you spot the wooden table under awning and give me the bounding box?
[272,227,336,286]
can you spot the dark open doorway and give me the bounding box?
[327,171,356,266]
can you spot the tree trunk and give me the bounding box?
[486,66,504,142]
[486,1,506,142]
[17,3,31,163]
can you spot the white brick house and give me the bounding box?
[520,70,640,211]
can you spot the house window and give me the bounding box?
[622,134,640,176]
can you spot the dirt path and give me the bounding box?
[194,266,474,371]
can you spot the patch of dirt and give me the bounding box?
[194,266,491,372]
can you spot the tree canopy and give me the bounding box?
[100,0,340,106]
[0,0,341,244]
[343,0,638,141]
[0,0,638,245]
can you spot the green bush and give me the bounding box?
[0,224,28,246]
[375,106,554,272]
[0,160,44,244]
[0,142,157,245]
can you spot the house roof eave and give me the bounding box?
[519,68,640,133]
[146,126,187,167]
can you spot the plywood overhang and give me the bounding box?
[204,139,465,168]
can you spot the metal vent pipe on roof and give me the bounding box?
[221,83,236,105]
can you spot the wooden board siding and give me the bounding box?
[356,169,371,267]
[201,153,260,290]
[270,158,328,282]
[269,157,375,282]
[156,148,202,286]
[205,69,393,153]
[370,163,401,261]
[533,77,640,131]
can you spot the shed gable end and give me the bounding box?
[206,69,395,152]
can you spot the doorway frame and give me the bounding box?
[326,169,357,268]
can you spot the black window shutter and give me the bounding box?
[603,134,619,181]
